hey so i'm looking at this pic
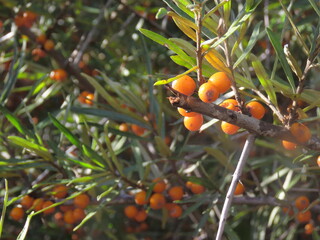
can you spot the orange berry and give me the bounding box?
[295,196,310,211]
[177,107,197,117]
[138,222,149,231]
[131,124,147,136]
[54,211,63,222]
[134,209,148,222]
[10,207,24,221]
[282,140,297,150]
[64,210,76,224]
[290,122,311,143]
[74,194,90,209]
[42,200,55,215]
[73,208,86,222]
[208,72,231,94]
[36,34,47,44]
[124,205,138,218]
[198,82,219,103]
[165,203,183,218]
[219,99,239,111]
[135,191,149,205]
[20,195,34,209]
[317,156,320,167]
[221,121,240,135]
[245,101,265,119]
[152,178,166,193]
[183,114,203,132]
[149,193,166,210]
[119,123,129,132]
[23,11,37,22]
[282,207,294,216]
[234,182,245,196]
[32,48,47,60]
[32,198,44,211]
[44,39,55,51]
[305,223,314,235]
[50,69,67,82]
[190,183,205,194]
[60,204,74,212]
[172,75,196,96]
[78,91,94,105]
[53,185,68,199]
[168,186,184,201]
[185,181,193,189]
[296,210,311,223]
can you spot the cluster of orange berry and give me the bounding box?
[172,72,266,135]
[9,185,89,227]
[282,122,311,150]
[124,178,206,228]
[282,195,315,235]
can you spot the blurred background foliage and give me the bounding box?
[0,0,319,239]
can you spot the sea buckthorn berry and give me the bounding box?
[219,99,239,111]
[32,198,44,211]
[73,208,86,222]
[185,181,193,189]
[64,210,75,224]
[234,182,245,196]
[305,223,314,235]
[10,207,24,221]
[198,82,219,103]
[44,39,55,51]
[208,72,231,94]
[50,69,67,82]
[78,91,94,105]
[131,124,147,136]
[245,101,266,119]
[152,178,166,193]
[36,34,47,44]
[135,190,149,205]
[177,107,197,117]
[172,75,196,96]
[74,194,90,209]
[42,200,55,215]
[23,11,37,22]
[32,48,46,61]
[295,196,310,211]
[168,186,184,201]
[290,122,311,143]
[149,193,166,210]
[60,205,73,212]
[53,185,68,199]
[184,114,203,132]
[21,195,34,209]
[119,123,129,132]
[317,156,320,167]
[296,210,311,223]
[190,183,206,194]
[134,209,148,222]
[124,205,138,218]
[282,207,294,216]
[282,140,297,150]
[221,121,240,135]
[165,203,182,218]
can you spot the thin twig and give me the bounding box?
[215,134,256,240]
[194,4,205,85]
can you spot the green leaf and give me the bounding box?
[156,8,168,19]
[154,66,198,86]
[266,28,296,92]
[308,0,320,16]
[154,136,171,157]
[0,179,8,237]
[17,213,33,240]
[251,54,278,107]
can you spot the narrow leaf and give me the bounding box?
[0,179,8,237]
[154,66,198,86]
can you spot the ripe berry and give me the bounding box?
[53,185,68,199]
[135,190,149,205]
[172,75,196,96]
[20,195,34,209]
[219,99,239,111]
[32,198,44,211]
[36,34,47,44]
[296,210,311,223]
[78,91,94,105]
[245,101,265,119]
[184,114,203,131]
[282,140,297,150]
[44,39,55,51]
[134,209,148,222]
[198,82,219,103]
[73,208,86,222]
[10,207,24,221]
[190,183,205,194]
[32,48,46,61]
[221,121,240,135]
[208,72,231,94]
[168,186,184,201]
[234,182,245,196]
[74,194,90,209]
[295,196,309,211]
[282,207,294,216]
[152,178,166,193]
[124,205,138,218]
[149,193,166,210]
[165,203,183,218]
[305,223,314,235]
[317,156,320,167]
[42,200,55,215]
[64,210,76,224]
[290,122,311,143]
[131,124,146,136]
[119,123,129,132]
[50,69,67,82]
[177,107,197,117]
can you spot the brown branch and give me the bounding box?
[194,5,205,85]
[168,94,320,151]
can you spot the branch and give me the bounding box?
[215,134,255,240]
[168,94,320,151]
